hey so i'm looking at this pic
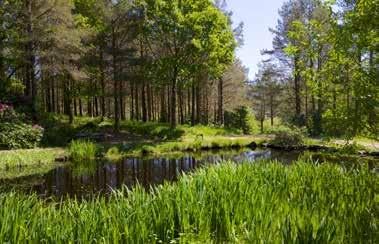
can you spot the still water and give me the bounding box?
[2,149,301,199]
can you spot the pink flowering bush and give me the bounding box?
[0,102,44,149]
[0,102,21,123]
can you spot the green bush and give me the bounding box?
[271,127,305,147]
[68,140,98,162]
[0,104,44,149]
[0,122,44,150]
[338,142,366,154]
[224,106,258,134]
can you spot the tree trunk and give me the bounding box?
[112,26,120,132]
[131,82,135,120]
[74,98,77,116]
[270,95,274,126]
[67,78,74,124]
[191,82,196,125]
[217,78,224,125]
[26,0,37,118]
[170,67,178,128]
[196,84,201,124]
[179,86,184,124]
[135,83,140,121]
[119,81,125,120]
[79,98,83,116]
[100,47,106,119]
[142,82,147,122]
[160,88,167,122]
[147,84,152,121]
[294,56,301,119]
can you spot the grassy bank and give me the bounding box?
[107,135,262,158]
[0,148,65,179]
[0,148,65,170]
[0,160,377,243]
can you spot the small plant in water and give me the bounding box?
[69,140,97,161]
[106,146,123,161]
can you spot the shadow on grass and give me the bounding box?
[39,115,186,147]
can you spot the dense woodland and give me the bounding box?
[0,0,248,130]
[0,0,378,138]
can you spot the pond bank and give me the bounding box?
[1,135,377,179]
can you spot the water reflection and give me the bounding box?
[2,149,301,199]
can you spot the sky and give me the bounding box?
[227,0,286,80]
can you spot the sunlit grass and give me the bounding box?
[0,160,376,242]
[0,148,64,170]
[123,136,261,157]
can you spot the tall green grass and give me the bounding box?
[0,160,376,243]
[0,148,64,170]
[68,140,98,162]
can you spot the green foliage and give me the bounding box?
[40,115,78,146]
[262,118,290,134]
[68,140,98,162]
[0,123,44,150]
[224,106,258,134]
[0,102,43,150]
[338,142,366,155]
[0,161,376,242]
[105,147,123,161]
[271,127,305,147]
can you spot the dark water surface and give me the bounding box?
[1,149,302,199]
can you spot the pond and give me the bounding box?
[1,149,303,199]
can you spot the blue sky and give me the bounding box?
[227,0,286,80]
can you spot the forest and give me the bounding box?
[0,0,378,243]
[0,0,377,137]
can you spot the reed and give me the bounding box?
[68,140,98,162]
[0,160,376,243]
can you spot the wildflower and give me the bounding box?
[33,124,44,131]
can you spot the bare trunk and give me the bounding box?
[294,56,301,119]
[170,66,178,128]
[112,26,120,132]
[217,78,224,125]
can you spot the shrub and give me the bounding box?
[68,140,98,162]
[0,103,21,122]
[0,103,43,149]
[0,122,44,150]
[338,142,365,154]
[224,106,258,134]
[271,127,305,147]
